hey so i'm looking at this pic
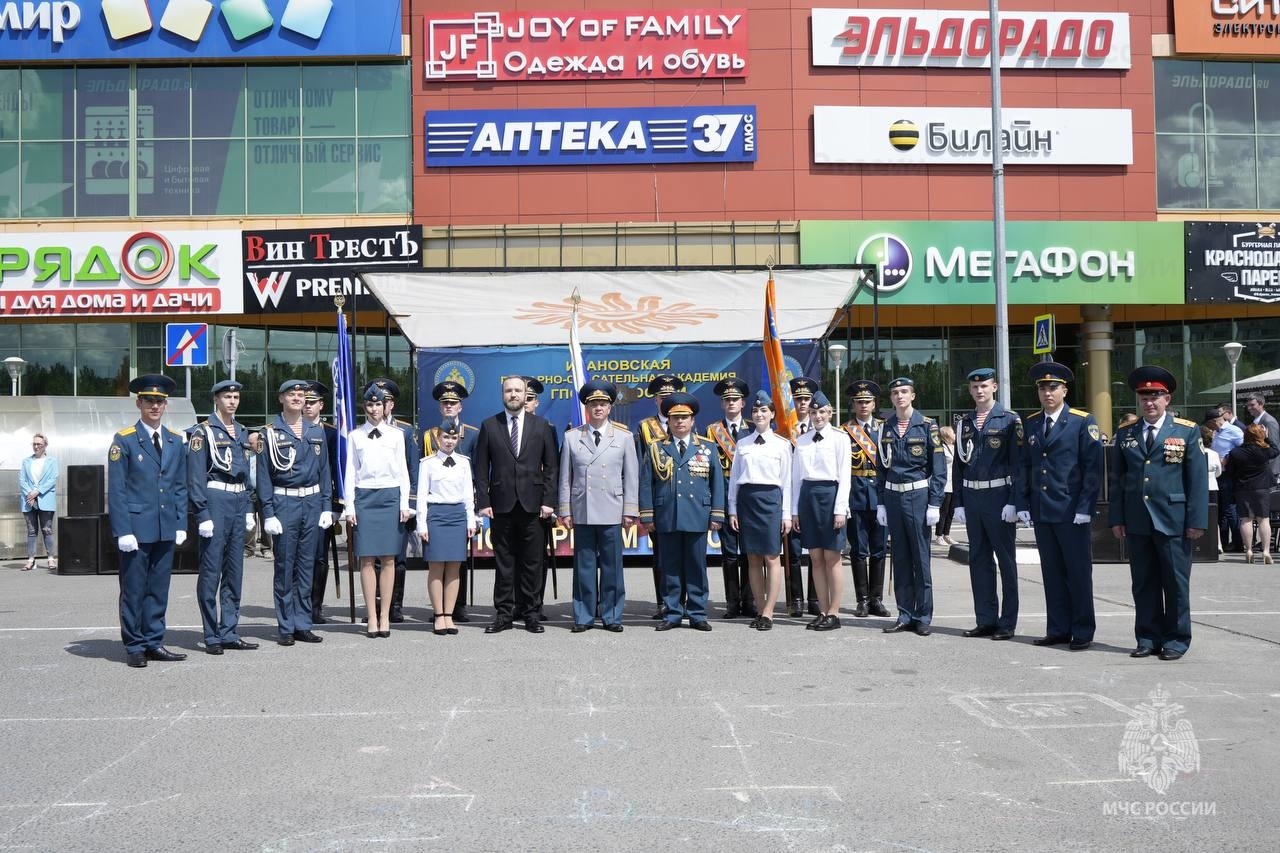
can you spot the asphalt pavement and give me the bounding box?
[1,536,1277,852]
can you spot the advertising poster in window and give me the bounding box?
[1184,221,1280,305]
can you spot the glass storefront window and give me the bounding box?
[302,65,356,136]
[358,64,409,136]
[20,141,73,218]
[19,67,72,141]
[0,69,18,140]
[192,66,246,138]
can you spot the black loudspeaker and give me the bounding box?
[97,514,118,575]
[58,516,100,574]
[1090,504,1126,563]
[67,465,105,516]
[172,511,199,574]
[1192,495,1219,563]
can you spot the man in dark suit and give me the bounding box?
[473,375,559,633]
[1110,366,1208,661]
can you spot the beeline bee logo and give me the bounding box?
[888,120,919,151]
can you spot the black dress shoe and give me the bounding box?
[388,608,405,624]
[603,623,623,633]
[651,606,667,620]
[991,630,1014,641]
[788,600,803,618]
[853,601,869,618]
[126,652,147,668]
[1032,635,1070,646]
[748,616,761,629]
[883,621,914,633]
[963,625,997,638]
[145,646,187,661]
[277,634,295,646]
[453,609,471,623]
[293,630,323,643]
[525,620,545,634]
[815,615,843,632]
[1158,649,1184,661]
[377,630,390,638]
[485,621,513,634]
[655,620,680,631]
[1129,646,1157,658]
[690,620,712,632]
[205,644,224,655]
[1069,640,1092,651]
[222,639,259,650]
[867,599,892,617]
[756,617,773,631]
[913,622,931,636]
[723,608,741,620]
[805,613,825,630]
[571,623,592,633]
[366,631,378,639]
[312,614,328,625]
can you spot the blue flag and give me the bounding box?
[331,307,355,505]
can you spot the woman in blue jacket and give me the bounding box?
[19,433,58,571]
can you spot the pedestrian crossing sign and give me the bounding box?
[1033,314,1054,355]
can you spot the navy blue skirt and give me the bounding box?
[353,487,402,557]
[738,483,782,556]
[425,502,468,562]
[799,480,846,551]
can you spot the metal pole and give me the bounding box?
[871,271,880,383]
[990,0,1012,408]
[1230,362,1238,411]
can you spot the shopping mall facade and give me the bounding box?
[2,0,1278,433]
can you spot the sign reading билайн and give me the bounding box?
[810,7,1131,69]
[0,230,243,317]
[1185,221,1280,304]
[424,8,748,81]
[799,221,1184,305]
[0,0,403,60]
[1174,0,1280,56]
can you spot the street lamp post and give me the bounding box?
[1224,341,1245,410]
[828,343,848,424]
[4,356,26,396]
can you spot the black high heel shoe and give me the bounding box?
[432,615,447,636]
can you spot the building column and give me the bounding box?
[1080,304,1114,436]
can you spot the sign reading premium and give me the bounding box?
[799,221,1183,305]
[814,106,1133,165]
[241,226,422,313]
[0,230,243,317]
[424,106,757,166]
[1185,221,1280,304]
[424,8,748,81]
[811,8,1132,69]
[1174,0,1280,56]
[0,0,403,61]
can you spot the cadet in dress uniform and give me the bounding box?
[304,381,341,624]
[640,392,725,631]
[841,379,891,618]
[952,368,1024,641]
[877,377,946,636]
[417,418,477,637]
[1109,366,1208,661]
[792,391,852,631]
[558,379,639,633]
[422,380,480,620]
[368,378,420,624]
[785,376,821,618]
[636,373,684,617]
[257,379,335,646]
[1017,362,1103,650]
[706,378,755,619]
[728,391,793,629]
[187,379,258,655]
[108,374,190,668]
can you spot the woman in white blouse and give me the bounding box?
[343,385,412,638]
[791,390,852,631]
[416,419,477,636]
[728,392,792,630]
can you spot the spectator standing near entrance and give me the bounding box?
[20,433,58,571]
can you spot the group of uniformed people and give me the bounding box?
[108,356,1208,666]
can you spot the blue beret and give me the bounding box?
[210,379,242,396]
[811,390,832,409]
[130,374,176,397]
[751,390,774,410]
[966,368,996,382]
[439,418,460,435]
[887,377,914,390]
[278,379,310,394]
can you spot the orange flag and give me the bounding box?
[763,273,798,440]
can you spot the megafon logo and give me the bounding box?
[856,233,912,293]
[97,0,331,45]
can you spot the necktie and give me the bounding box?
[152,431,162,458]
[509,415,519,455]
[677,439,687,456]
[1044,416,1054,440]
[369,428,381,439]
[443,456,456,467]
[754,435,766,445]
[593,429,601,447]
[812,430,824,442]
[800,423,808,435]
[1146,424,1156,450]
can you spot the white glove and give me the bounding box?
[245,513,255,533]
[1073,513,1091,525]
[1017,510,1031,525]
[1001,504,1018,524]
[953,507,966,525]
[117,534,139,553]
[264,517,283,536]
[198,520,215,538]
[175,530,187,547]
[876,505,887,527]
[318,511,335,530]
[925,506,941,526]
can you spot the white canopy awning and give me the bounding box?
[360,268,856,347]
[1203,367,1280,396]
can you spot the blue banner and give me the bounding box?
[424,105,758,167]
[1,0,403,61]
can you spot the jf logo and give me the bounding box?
[101,0,332,44]
[856,233,912,293]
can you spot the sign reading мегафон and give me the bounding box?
[241,225,422,313]
[1185,221,1280,305]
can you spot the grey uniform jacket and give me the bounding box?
[557,421,640,526]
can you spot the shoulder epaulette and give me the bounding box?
[924,416,936,425]
[611,420,631,433]
[1024,410,1043,421]
[119,426,137,436]
[1069,408,1090,417]
[463,423,479,432]
[322,421,337,431]
[1174,417,1197,428]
